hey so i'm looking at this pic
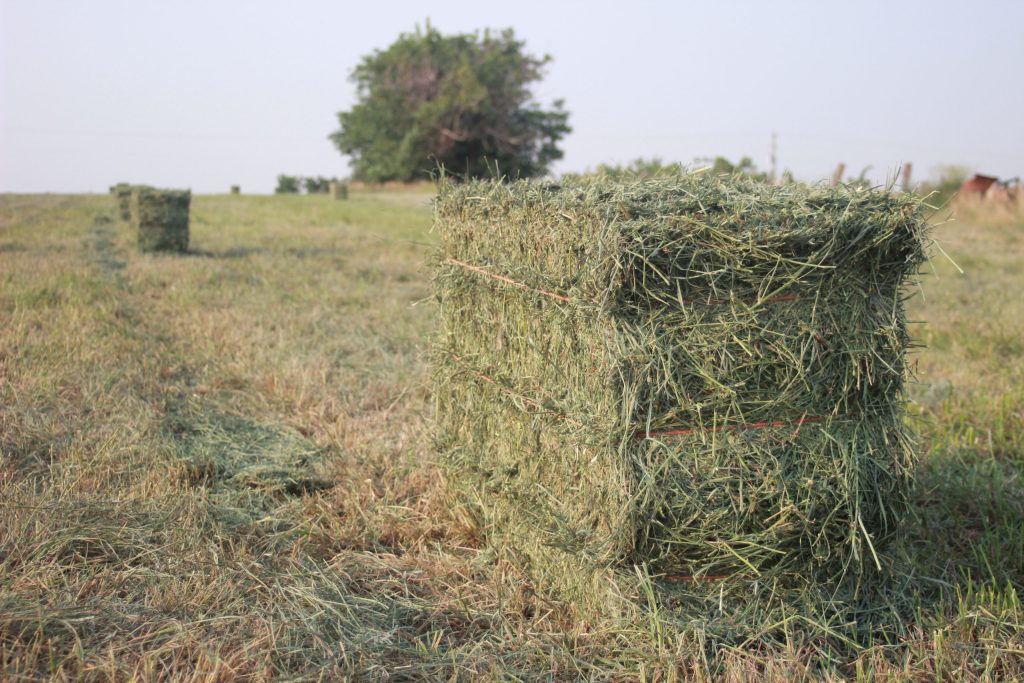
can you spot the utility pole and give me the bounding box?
[769,132,778,185]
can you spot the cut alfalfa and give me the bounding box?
[132,187,191,253]
[432,174,928,622]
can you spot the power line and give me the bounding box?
[1,125,329,143]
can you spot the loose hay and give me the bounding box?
[432,173,929,624]
[132,187,191,253]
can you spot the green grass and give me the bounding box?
[1,190,1021,680]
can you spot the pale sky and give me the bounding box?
[2,0,1022,193]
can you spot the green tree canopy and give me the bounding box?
[573,156,772,182]
[330,24,571,182]
[275,174,300,194]
[695,156,768,181]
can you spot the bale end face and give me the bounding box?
[133,188,191,253]
[432,174,928,613]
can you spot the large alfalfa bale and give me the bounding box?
[111,183,132,220]
[433,174,928,619]
[132,187,191,253]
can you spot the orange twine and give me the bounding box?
[446,257,570,302]
[446,258,799,307]
[634,413,840,439]
[453,356,853,441]
[662,574,738,582]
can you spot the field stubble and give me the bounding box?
[0,190,1021,680]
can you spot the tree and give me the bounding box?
[302,176,333,194]
[330,23,571,182]
[695,156,768,181]
[573,156,773,182]
[275,174,300,194]
[593,157,687,179]
[919,164,970,206]
[843,165,875,191]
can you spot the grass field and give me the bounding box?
[1,189,1021,680]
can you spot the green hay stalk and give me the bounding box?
[432,173,928,627]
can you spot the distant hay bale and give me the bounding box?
[433,175,928,616]
[111,183,132,220]
[132,187,191,253]
[230,185,241,195]
[330,181,348,200]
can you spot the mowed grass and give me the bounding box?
[0,190,1021,680]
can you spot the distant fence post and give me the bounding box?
[901,163,913,193]
[831,163,846,187]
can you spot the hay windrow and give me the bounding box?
[132,187,190,253]
[432,173,928,624]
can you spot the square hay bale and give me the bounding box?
[433,174,927,615]
[126,184,156,229]
[111,183,132,221]
[330,180,348,200]
[132,187,191,253]
[230,185,241,195]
